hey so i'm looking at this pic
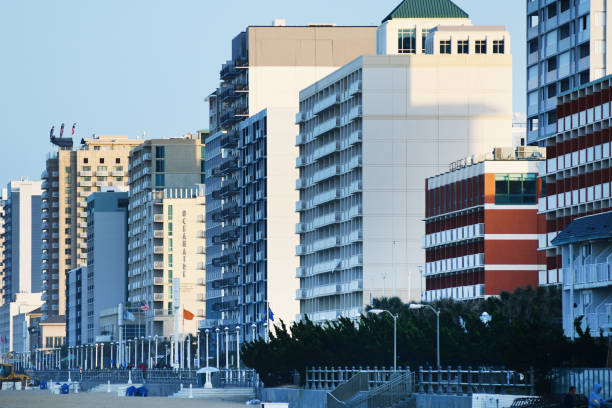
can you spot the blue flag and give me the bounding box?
[124,311,136,322]
[268,309,274,322]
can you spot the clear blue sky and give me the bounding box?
[0,0,525,186]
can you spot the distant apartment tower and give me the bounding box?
[296,20,513,321]
[526,0,611,145]
[204,22,377,336]
[539,74,612,285]
[423,147,545,301]
[0,188,7,305]
[127,134,206,337]
[66,192,128,347]
[2,180,43,303]
[41,136,141,319]
[66,266,85,347]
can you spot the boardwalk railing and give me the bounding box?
[26,368,257,388]
[307,366,534,396]
[306,366,401,390]
[350,372,415,408]
[417,366,534,395]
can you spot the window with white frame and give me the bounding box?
[457,40,468,54]
[398,29,416,54]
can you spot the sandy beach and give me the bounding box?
[0,390,252,408]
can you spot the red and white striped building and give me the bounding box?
[540,75,612,285]
[423,147,546,301]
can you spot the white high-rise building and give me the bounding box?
[204,22,378,341]
[1,180,43,304]
[296,2,513,322]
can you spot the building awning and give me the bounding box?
[551,211,612,246]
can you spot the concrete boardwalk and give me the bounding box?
[0,390,251,408]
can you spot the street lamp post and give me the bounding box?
[154,335,158,369]
[197,330,200,368]
[224,327,229,369]
[215,328,220,369]
[368,309,398,371]
[409,303,441,368]
[251,323,256,341]
[235,326,240,371]
[205,329,209,368]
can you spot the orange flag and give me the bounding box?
[183,309,195,321]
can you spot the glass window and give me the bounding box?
[439,40,451,54]
[457,40,469,54]
[528,65,538,80]
[168,222,173,236]
[494,173,537,204]
[528,91,538,106]
[398,29,416,54]
[155,159,165,172]
[155,174,165,187]
[155,146,165,158]
[475,40,487,54]
[493,40,504,54]
[168,205,173,220]
[168,254,173,267]
[97,166,107,171]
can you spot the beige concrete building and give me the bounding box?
[205,22,378,341]
[128,188,206,338]
[127,134,206,338]
[296,20,513,321]
[41,136,142,319]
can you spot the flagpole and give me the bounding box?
[266,301,269,343]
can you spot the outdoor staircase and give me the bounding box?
[169,386,255,399]
[88,382,143,394]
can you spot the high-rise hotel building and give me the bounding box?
[204,21,377,336]
[41,136,141,319]
[296,5,513,322]
[526,0,612,145]
[127,134,206,337]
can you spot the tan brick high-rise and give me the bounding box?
[41,136,142,319]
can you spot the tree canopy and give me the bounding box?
[241,286,608,391]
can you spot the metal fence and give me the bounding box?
[350,372,415,408]
[551,368,612,400]
[26,368,257,388]
[417,366,534,396]
[305,366,402,390]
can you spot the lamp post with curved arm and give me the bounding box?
[368,309,398,371]
[409,303,440,368]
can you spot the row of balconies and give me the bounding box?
[422,284,485,302]
[424,253,485,275]
[546,143,610,176]
[296,279,363,300]
[422,223,485,249]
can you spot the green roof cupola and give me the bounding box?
[382,0,469,23]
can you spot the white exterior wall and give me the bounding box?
[248,66,339,327]
[297,51,512,321]
[361,54,512,302]
[377,18,472,55]
[0,292,42,352]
